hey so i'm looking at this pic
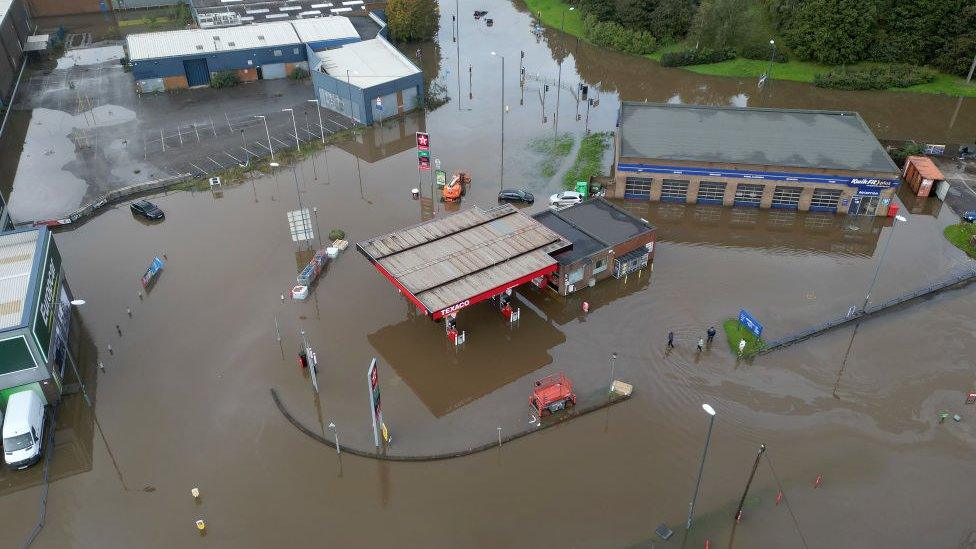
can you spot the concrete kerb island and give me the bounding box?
[271,386,633,461]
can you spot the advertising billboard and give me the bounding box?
[31,233,62,362]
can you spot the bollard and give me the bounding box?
[775,491,783,505]
[497,426,502,448]
[814,475,822,488]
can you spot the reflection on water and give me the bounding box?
[335,111,427,163]
[368,292,565,417]
[615,199,886,257]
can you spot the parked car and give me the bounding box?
[497,188,535,204]
[549,191,584,208]
[3,390,46,470]
[962,211,976,223]
[130,199,165,220]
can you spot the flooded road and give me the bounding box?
[0,1,975,547]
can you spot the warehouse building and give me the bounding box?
[610,103,901,216]
[0,0,31,109]
[0,227,76,406]
[533,198,656,295]
[190,0,370,27]
[310,37,422,125]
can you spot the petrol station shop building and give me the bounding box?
[609,102,901,216]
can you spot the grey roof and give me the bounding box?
[0,229,39,330]
[618,102,899,174]
[533,211,606,265]
[553,198,655,247]
[316,37,420,87]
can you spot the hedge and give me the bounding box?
[738,43,789,63]
[583,15,657,56]
[813,64,937,90]
[659,48,736,67]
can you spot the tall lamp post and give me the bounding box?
[282,108,300,152]
[861,214,907,312]
[491,51,505,189]
[687,403,716,530]
[255,115,274,164]
[554,6,575,137]
[767,39,776,78]
[307,99,330,184]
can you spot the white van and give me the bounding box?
[3,391,46,470]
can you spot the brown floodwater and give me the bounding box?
[1,1,976,548]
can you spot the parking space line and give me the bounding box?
[207,156,224,169]
[188,162,208,176]
[224,151,244,165]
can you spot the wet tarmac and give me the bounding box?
[1,1,975,547]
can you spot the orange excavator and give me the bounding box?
[442,171,471,202]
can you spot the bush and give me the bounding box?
[583,15,657,56]
[289,67,309,80]
[737,42,788,63]
[210,71,240,89]
[659,48,736,67]
[813,64,936,90]
[328,229,346,241]
[887,142,924,167]
[386,0,439,42]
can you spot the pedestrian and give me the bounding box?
[706,326,716,344]
[697,338,704,353]
[667,331,675,349]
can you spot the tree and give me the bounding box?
[648,0,695,41]
[386,0,440,42]
[692,0,751,49]
[784,0,879,65]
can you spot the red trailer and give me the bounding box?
[530,374,576,416]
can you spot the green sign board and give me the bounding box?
[435,170,447,188]
[31,233,61,362]
[417,150,430,159]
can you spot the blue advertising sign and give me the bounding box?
[141,256,165,288]
[738,309,763,338]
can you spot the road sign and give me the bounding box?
[738,309,763,338]
[287,209,313,242]
[416,131,430,151]
[417,149,430,158]
[419,156,431,171]
[435,169,446,187]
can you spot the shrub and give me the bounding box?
[328,229,346,241]
[887,142,924,167]
[659,48,736,67]
[583,15,657,56]
[289,67,309,80]
[737,42,789,63]
[812,64,936,91]
[210,71,240,89]
[386,0,439,42]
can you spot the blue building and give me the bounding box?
[309,37,423,125]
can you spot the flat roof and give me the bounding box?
[316,38,420,87]
[357,205,570,317]
[290,16,358,43]
[618,102,899,174]
[542,199,655,257]
[192,0,367,21]
[126,21,300,60]
[0,229,39,331]
[532,211,606,266]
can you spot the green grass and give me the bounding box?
[531,134,574,178]
[944,223,976,258]
[563,132,610,189]
[520,0,976,97]
[522,0,586,37]
[723,318,766,358]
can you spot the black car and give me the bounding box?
[963,211,976,223]
[130,199,164,220]
[497,189,535,204]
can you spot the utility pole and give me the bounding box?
[554,7,575,137]
[734,444,767,523]
[491,52,505,189]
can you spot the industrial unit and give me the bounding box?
[533,198,656,295]
[610,102,902,216]
[190,0,370,27]
[310,37,423,125]
[0,227,76,406]
[0,0,31,109]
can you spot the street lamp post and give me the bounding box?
[768,39,776,78]
[329,422,340,454]
[607,352,618,394]
[255,115,274,163]
[282,108,300,151]
[687,403,716,530]
[554,6,575,137]
[491,52,505,189]
[861,214,907,311]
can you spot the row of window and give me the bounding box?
[623,177,845,211]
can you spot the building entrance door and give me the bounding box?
[849,195,879,215]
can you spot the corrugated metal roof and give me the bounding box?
[126,21,300,61]
[358,205,569,313]
[0,0,14,21]
[316,37,419,87]
[0,229,39,330]
[290,15,358,43]
[618,102,899,174]
[906,156,945,180]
